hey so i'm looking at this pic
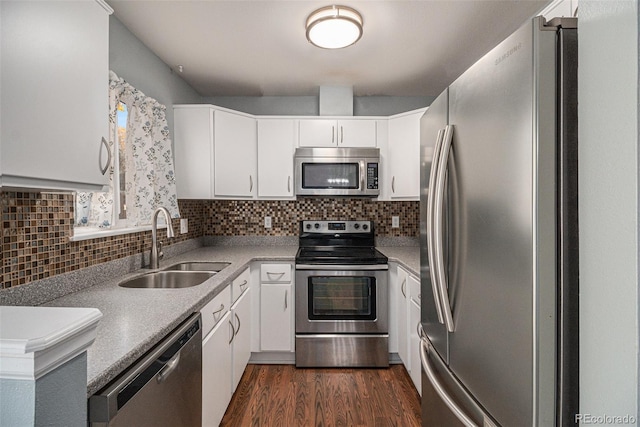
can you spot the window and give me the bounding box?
[116,101,128,222]
[72,71,180,240]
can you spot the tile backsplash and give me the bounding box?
[2,191,418,289]
[206,199,419,236]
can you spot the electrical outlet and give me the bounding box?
[392,216,400,228]
[264,216,272,228]
[180,218,188,234]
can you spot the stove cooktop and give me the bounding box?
[295,246,388,265]
[296,220,388,265]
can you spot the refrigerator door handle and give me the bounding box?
[427,128,446,324]
[434,124,455,332]
[420,337,478,427]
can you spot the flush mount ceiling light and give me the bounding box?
[306,5,363,49]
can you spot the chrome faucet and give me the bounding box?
[149,207,175,269]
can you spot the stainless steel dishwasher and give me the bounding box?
[89,313,202,427]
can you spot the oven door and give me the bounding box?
[295,265,388,334]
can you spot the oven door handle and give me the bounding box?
[295,264,389,271]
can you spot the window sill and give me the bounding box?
[70,224,167,242]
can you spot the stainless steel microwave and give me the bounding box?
[294,147,380,197]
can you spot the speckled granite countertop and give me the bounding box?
[42,244,419,396]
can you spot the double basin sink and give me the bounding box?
[119,262,230,289]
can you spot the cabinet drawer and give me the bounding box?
[260,263,292,283]
[232,268,251,304]
[201,285,231,337]
[408,274,421,306]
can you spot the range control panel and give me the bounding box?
[301,220,372,234]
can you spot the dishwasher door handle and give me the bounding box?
[156,351,181,384]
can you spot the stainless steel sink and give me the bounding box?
[119,271,214,289]
[162,262,230,272]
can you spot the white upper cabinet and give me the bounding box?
[174,106,214,199]
[387,108,426,199]
[299,119,376,147]
[257,119,296,199]
[214,110,257,198]
[0,0,112,191]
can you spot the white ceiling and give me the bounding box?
[107,0,550,98]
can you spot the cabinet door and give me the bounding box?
[202,311,232,427]
[1,0,109,191]
[337,120,376,147]
[174,107,213,198]
[388,111,423,199]
[260,283,293,352]
[214,110,257,197]
[299,119,337,147]
[397,267,409,368]
[257,119,295,198]
[409,298,422,395]
[231,287,252,392]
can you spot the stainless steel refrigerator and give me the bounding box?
[419,16,578,426]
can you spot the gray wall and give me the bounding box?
[579,0,638,422]
[109,16,202,136]
[0,354,87,427]
[203,95,433,116]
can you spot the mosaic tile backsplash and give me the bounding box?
[1,191,418,289]
[206,199,419,237]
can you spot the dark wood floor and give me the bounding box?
[220,364,421,427]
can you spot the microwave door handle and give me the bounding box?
[427,128,445,324]
[360,161,365,192]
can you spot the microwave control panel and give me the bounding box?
[367,163,379,189]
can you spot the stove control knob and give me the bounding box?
[314,223,320,229]
[354,223,360,230]
[362,224,369,231]
[305,223,312,230]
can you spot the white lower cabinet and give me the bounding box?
[392,263,421,395]
[409,275,422,395]
[260,283,293,351]
[202,310,232,427]
[201,268,252,426]
[231,287,252,392]
[396,266,410,368]
[201,286,232,427]
[258,263,294,353]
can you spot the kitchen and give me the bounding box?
[0,0,638,426]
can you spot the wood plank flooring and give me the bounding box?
[220,364,421,427]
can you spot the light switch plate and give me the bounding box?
[392,216,400,228]
[180,218,188,234]
[264,216,272,228]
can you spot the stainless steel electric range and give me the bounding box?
[295,220,389,368]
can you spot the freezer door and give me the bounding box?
[446,17,558,426]
[420,88,449,362]
[420,336,498,427]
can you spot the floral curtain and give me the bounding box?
[76,71,180,228]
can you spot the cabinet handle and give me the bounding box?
[249,175,253,192]
[212,304,225,323]
[228,319,236,344]
[340,126,344,144]
[392,176,396,193]
[284,290,288,310]
[401,278,407,298]
[332,126,335,144]
[99,137,111,175]
[239,280,248,292]
[288,176,291,193]
[267,271,285,280]
[234,312,241,335]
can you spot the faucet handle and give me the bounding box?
[157,241,164,260]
